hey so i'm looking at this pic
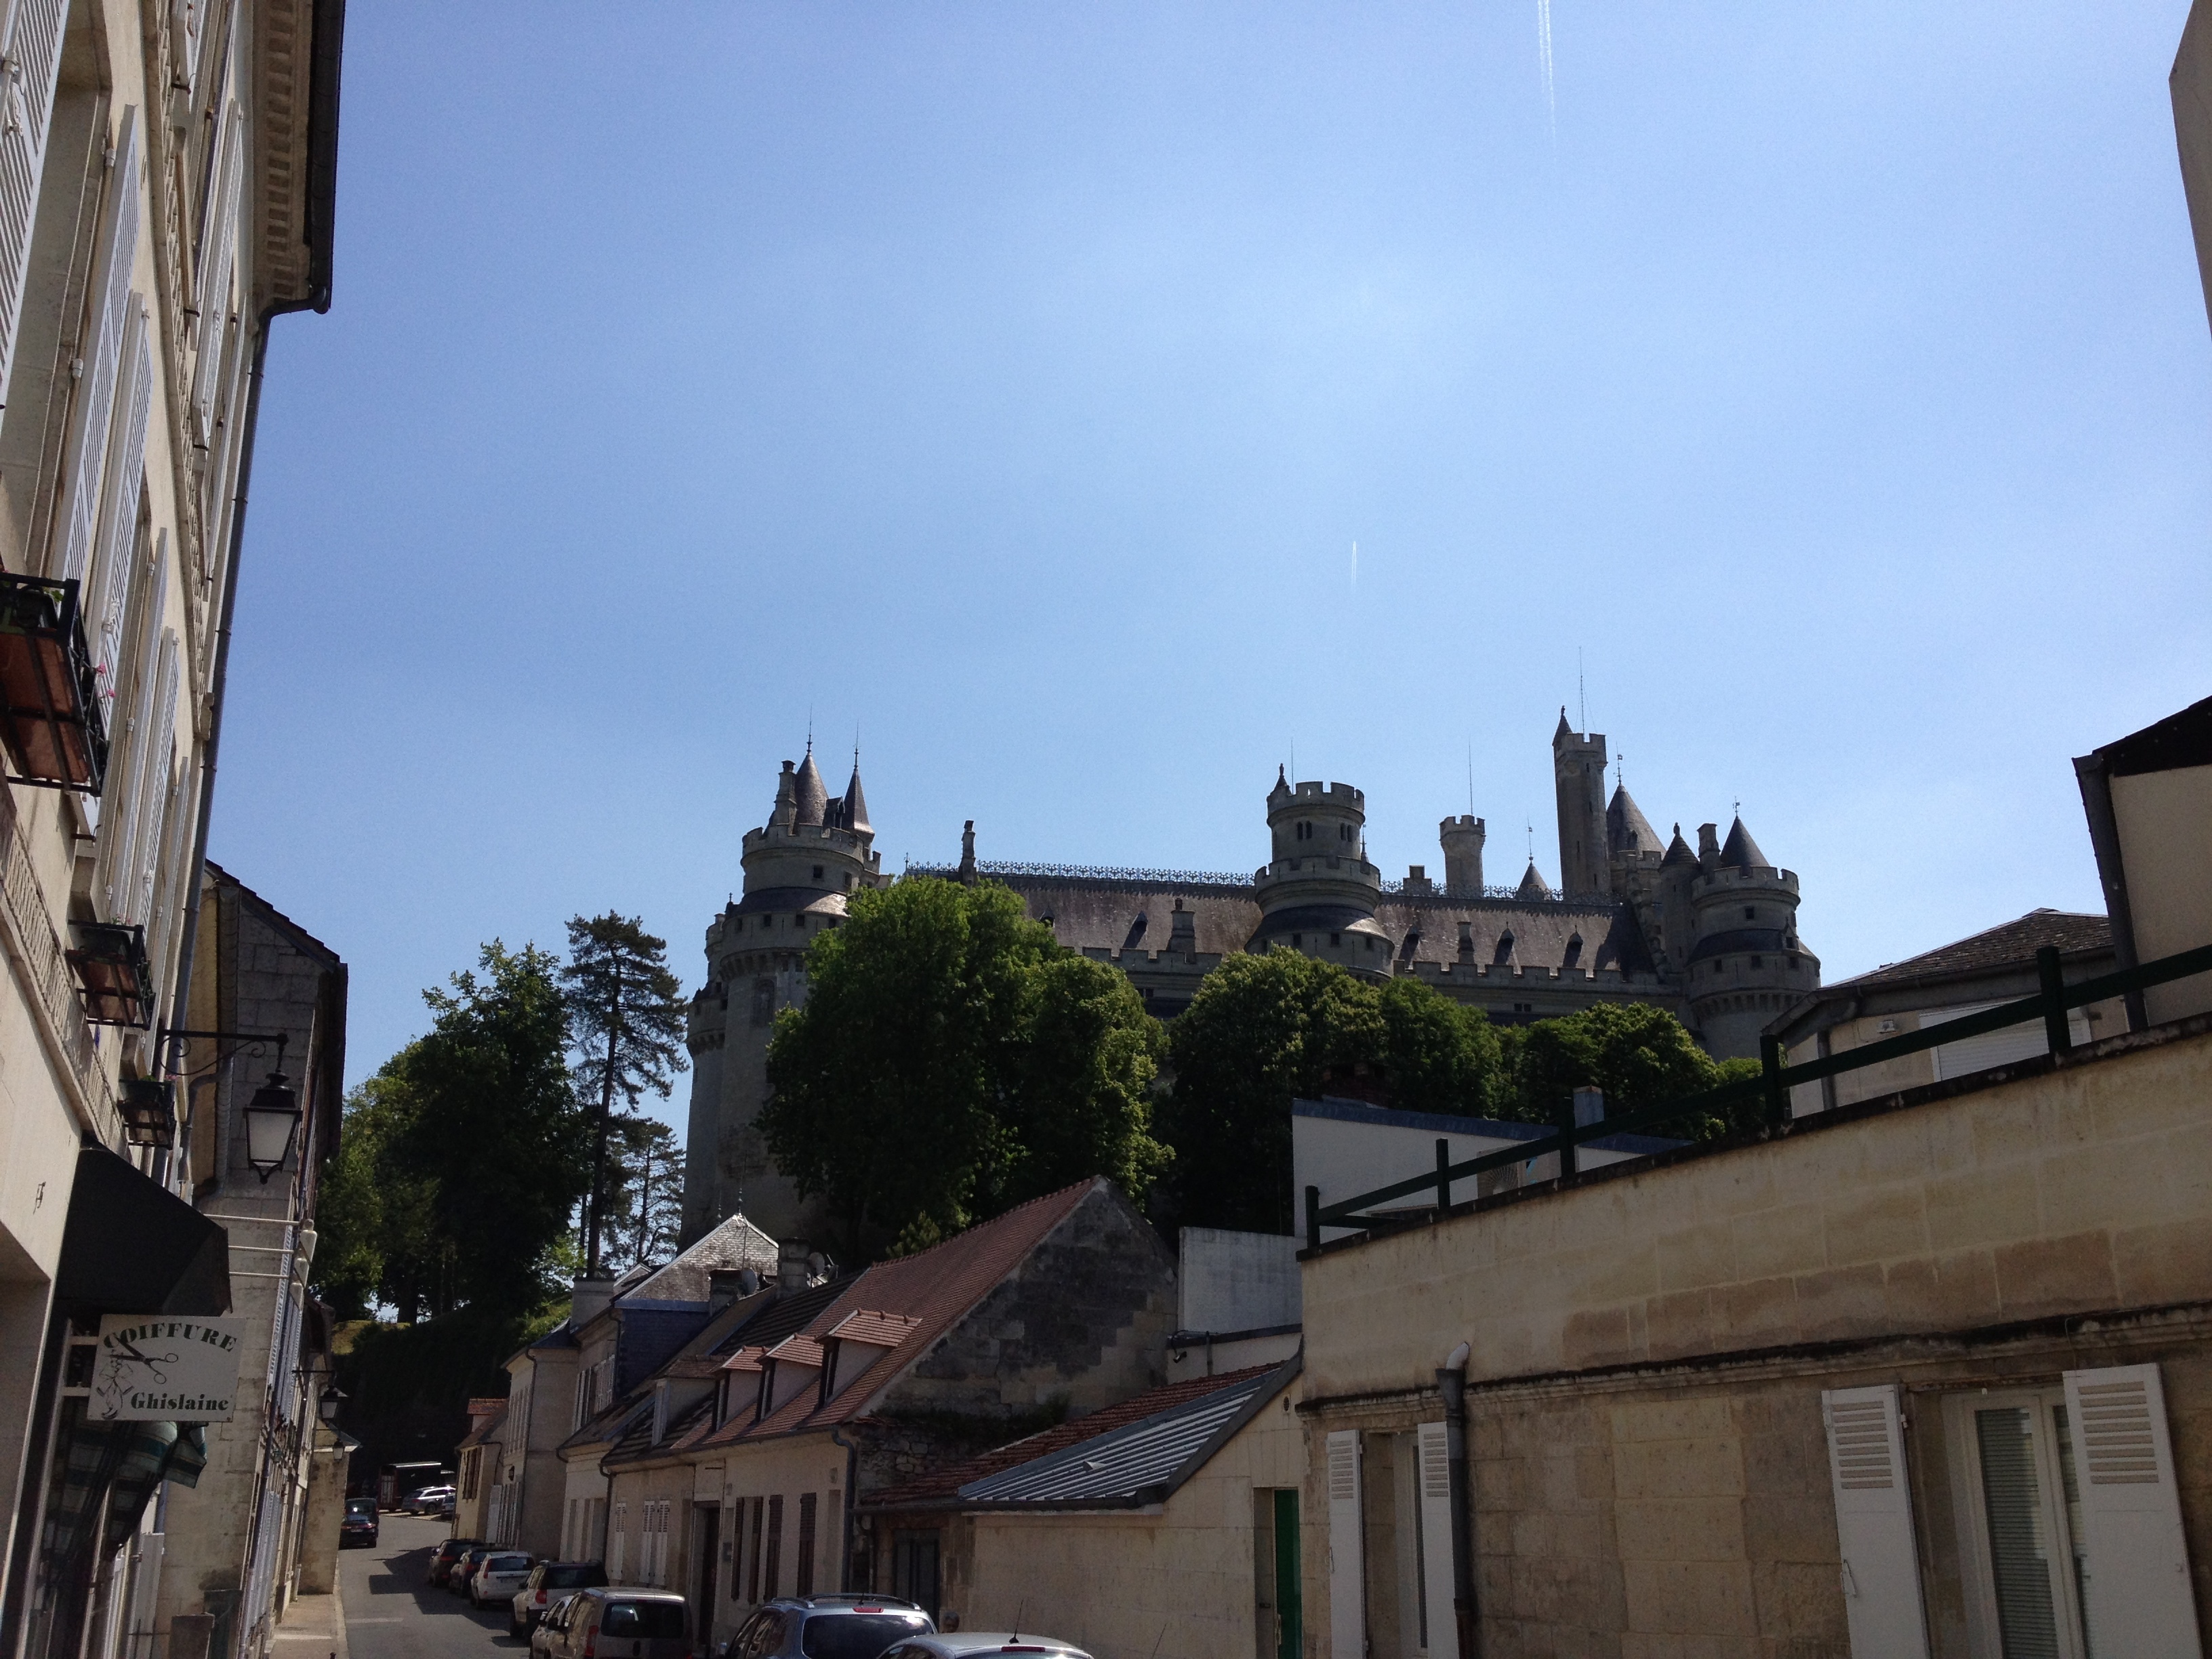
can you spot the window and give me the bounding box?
[752,979,775,1027]
[763,1495,783,1599]
[1296,821,1311,841]
[1947,1389,2092,1658]
[1750,956,1763,968]
[801,1615,929,1659]
[889,1532,941,1619]
[812,865,823,880]
[600,1602,686,1639]
[1330,933,1340,947]
[1744,905,1755,921]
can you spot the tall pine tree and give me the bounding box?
[560,914,687,1276]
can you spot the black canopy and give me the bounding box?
[54,1146,230,1316]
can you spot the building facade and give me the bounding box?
[0,1,342,1650]
[682,718,1818,1246]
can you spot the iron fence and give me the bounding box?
[1305,939,2212,1252]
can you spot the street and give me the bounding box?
[342,1515,529,1659]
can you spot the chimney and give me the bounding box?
[708,1270,748,1315]
[570,1277,619,1329]
[1456,920,1474,961]
[1697,823,1721,874]
[1572,1086,1605,1128]
[1168,899,1197,956]
[777,1241,813,1292]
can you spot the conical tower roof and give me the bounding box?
[1515,860,1552,900]
[792,747,830,827]
[1662,822,1698,867]
[1554,706,1574,741]
[841,760,871,836]
[1719,816,1769,870]
[1606,784,1660,857]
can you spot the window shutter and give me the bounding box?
[1416,1422,1458,1659]
[58,105,141,586]
[1820,1385,1931,1659]
[83,304,151,717]
[100,541,167,916]
[191,115,242,439]
[126,632,178,924]
[0,0,65,409]
[1326,1429,1364,1659]
[2062,1364,2205,1658]
[169,0,202,106]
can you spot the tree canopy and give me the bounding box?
[559,914,687,1276]
[1498,1001,1763,1140]
[314,941,589,1321]
[760,877,1168,1258]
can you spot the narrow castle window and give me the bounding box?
[1744,905,1756,921]
[813,865,825,881]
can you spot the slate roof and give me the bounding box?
[1718,817,1768,871]
[1833,911,2112,993]
[863,1361,1296,1512]
[1607,787,1660,859]
[678,1179,1107,1453]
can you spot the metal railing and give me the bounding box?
[1305,939,2212,1252]
[907,859,1259,887]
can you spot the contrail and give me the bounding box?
[1537,0,1556,138]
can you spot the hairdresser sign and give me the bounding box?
[92,1316,247,1422]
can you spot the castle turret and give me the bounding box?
[1248,775,1391,977]
[1553,710,1610,896]
[1439,815,1486,895]
[1683,813,1820,1059]
[680,739,887,1246]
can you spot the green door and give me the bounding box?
[1273,1489,1303,1659]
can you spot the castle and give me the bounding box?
[678,713,1819,1245]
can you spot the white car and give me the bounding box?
[470,1552,537,1607]
[881,1637,1090,1659]
[406,1485,457,1514]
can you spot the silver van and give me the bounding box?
[550,1589,689,1659]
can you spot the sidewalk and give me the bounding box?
[270,1581,348,1659]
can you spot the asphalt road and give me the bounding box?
[341,1514,532,1659]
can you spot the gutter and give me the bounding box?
[830,1429,859,1591]
[163,0,345,1055]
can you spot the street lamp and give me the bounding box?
[319,1385,346,1427]
[243,1069,302,1183]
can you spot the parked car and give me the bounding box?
[544,1589,689,1659]
[722,1597,933,1659]
[512,1562,609,1636]
[340,1498,379,1549]
[429,1538,483,1589]
[531,1593,582,1659]
[450,1544,497,1597]
[472,1552,537,1609]
[879,1637,1089,1659]
[407,1484,458,1514]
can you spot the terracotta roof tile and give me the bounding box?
[676,1178,1106,1453]
[766,1336,823,1369]
[826,1310,922,1347]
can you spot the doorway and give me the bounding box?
[695,1504,720,1620]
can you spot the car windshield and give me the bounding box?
[800,1614,931,1659]
[599,1603,685,1638]
[490,1557,530,1572]
[546,1566,602,1589]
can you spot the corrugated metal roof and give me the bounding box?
[956,1371,1276,1504]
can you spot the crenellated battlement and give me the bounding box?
[741,822,880,863]
[1691,864,1799,897]
[1404,957,1662,991]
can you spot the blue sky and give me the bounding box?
[218,2,2212,1113]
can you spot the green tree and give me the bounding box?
[313,1073,445,1320]
[390,941,590,1314]
[560,914,688,1277]
[999,954,1171,1210]
[600,1115,685,1272]
[1498,1001,1757,1141]
[1158,949,1386,1234]
[1376,976,1502,1118]
[761,878,1166,1259]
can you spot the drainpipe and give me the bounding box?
[830,1429,859,1593]
[1437,1341,1479,1659]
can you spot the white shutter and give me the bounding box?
[2063,1364,2204,1658]
[1416,1422,1457,1659]
[83,304,151,714]
[0,0,66,409]
[169,0,203,106]
[100,544,168,916]
[58,106,141,586]
[191,115,242,438]
[127,636,178,923]
[1326,1429,1364,1659]
[1820,1385,1931,1659]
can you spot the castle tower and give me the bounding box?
[679,743,886,1246]
[1438,815,1486,895]
[1682,814,1820,1059]
[1553,710,1610,897]
[1246,767,1392,977]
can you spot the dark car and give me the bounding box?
[429,1537,485,1589]
[450,1544,496,1596]
[510,1561,609,1637]
[340,1498,379,1549]
[724,1596,933,1659]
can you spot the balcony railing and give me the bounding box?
[66,920,155,1027]
[0,572,108,794]
[1305,939,2212,1252]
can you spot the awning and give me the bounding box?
[54,1147,230,1316]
